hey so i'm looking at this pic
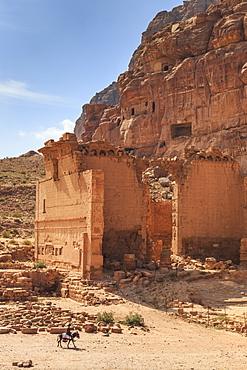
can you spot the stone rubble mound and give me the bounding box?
[171,254,237,271]
[0,240,34,263]
[142,166,174,201]
[173,299,247,334]
[0,300,141,336]
[61,273,124,305]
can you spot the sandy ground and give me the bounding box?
[1,297,247,370]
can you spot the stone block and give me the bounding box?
[132,274,141,283]
[83,322,97,333]
[110,261,121,271]
[141,270,153,278]
[146,261,157,270]
[111,326,123,333]
[0,327,10,334]
[21,328,38,334]
[119,278,132,284]
[124,254,135,262]
[49,327,66,334]
[113,271,126,281]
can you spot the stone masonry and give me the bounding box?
[35,133,247,275]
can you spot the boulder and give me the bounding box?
[113,271,126,281]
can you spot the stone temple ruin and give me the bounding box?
[35,132,246,279]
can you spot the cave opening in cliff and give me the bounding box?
[171,123,192,139]
[163,64,169,71]
[131,108,135,116]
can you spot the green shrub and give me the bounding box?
[96,311,115,324]
[9,239,17,244]
[33,261,47,269]
[11,228,19,235]
[14,219,21,223]
[123,312,144,326]
[2,230,10,238]
[215,315,231,322]
[0,198,5,202]
[12,211,21,218]
[22,239,32,245]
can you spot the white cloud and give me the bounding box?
[0,80,68,106]
[19,119,75,142]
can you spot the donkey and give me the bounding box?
[57,331,80,348]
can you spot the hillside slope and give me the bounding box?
[0,152,44,237]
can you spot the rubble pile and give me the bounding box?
[0,301,127,335]
[174,300,247,334]
[0,268,60,302]
[171,255,237,271]
[12,359,32,368]
[60,273,124,306]
[0,270,37,302]
[0,301,86,331]
[0,240,34,262]
[142,166,174,201]
[113,269,155,288]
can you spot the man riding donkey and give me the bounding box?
[66,323,72,339]
[57,322,80,348]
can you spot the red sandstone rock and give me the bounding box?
[21,327,38,334]
[75,0,247,174]
[83,321,97,333]
[113,271,126,281]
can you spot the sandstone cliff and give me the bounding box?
[76,0,247,174]
[129,0,219,69]
[74,82,119,141]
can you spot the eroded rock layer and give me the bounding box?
[76,0,247,174]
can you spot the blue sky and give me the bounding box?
[0,0,181,158]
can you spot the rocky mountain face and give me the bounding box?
[74,82,120,141]
[129,0,219,69]
[142,0,219,40]
[75,0,247,174]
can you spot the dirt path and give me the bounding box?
[1,298,247,370]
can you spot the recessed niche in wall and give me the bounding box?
[171,123,192,139]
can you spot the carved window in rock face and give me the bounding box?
[131,108,135,116]
[43,199,46,213]
[171,123,192,139]
[152,102,155,113]
[162,64,169,72]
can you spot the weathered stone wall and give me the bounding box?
[36,170,104,278]
[146,201,172,260]
[84,155,146,260]
[36,134,246,271]
[173,158,243,263]
[0,268,60,302]
[36,135,147,277]
[36,142,105,278]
